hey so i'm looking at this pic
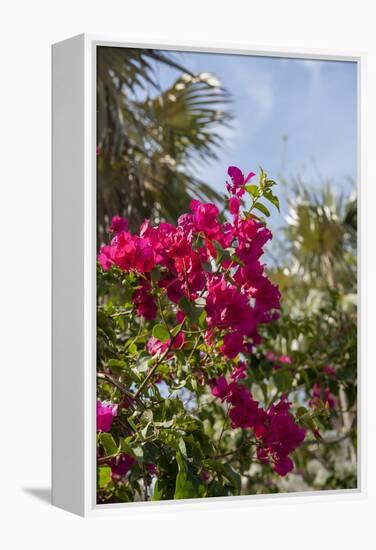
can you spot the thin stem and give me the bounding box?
[301,431,353,447]
[97,372,145,410]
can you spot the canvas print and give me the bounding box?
[96,46,357,504]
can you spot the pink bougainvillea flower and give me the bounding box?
[172,331,186,350]
[176,310,186,324]
[226,166,255,197]
[98,245,114,271]
[147,337,169,357]
[201,469,210,482]
[273,456,294,476]
[205,276,256,335]
[146,463,158,476]
[229,399,264,430]
[190,199,220,238]
[147,331,185,358]
[229,196,240,215]
[109,216,128,235]
[309,383,336,410]
[221,331,245,359]
[110,453,135,480]
[210,375,306,476]
[323,365,336,377]
[97,401,118,432]
[159,276,184,304]
[255,398,306,475]
[210,375,230,401]
[230,361,248,381]
[132,281,157,320]
[134,238,156,272]
[279,355,292,365]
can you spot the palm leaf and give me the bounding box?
[97,48,233,242]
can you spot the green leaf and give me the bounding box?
[98,465,111,489]
[263,190,280,212]
[107,359,127,370]
[296,406,308,418]
[202,459,241,494]
[179,296,203,321]
[120,437,136,458]
[98,433,118,455]
[152,479,167,501]
[197,309,207,328]
[222,463,241,494]
[150,267,162,282]
[159,432,187,457]
[128,343,138,356]
[152,323,170,343]
[253,202,271,217]
[244,184,259,198]
[174,452,205,499]
[259,167,267,188]
[272,370,293,393]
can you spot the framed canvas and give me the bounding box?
[52,34,365,516]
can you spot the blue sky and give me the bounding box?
[147,50,357,227]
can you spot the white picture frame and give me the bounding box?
[52,34,366,517]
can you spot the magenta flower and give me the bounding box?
[110,216,128,235]
[210,375,306,476]
[279,355,292,365]
[210,375,230,401]
[201,469,210,482]
[229,196,240,215]
[147,336,169,357]
[176,310,186,324]
[147,331,185,358]
[226,166,255,197]
[323,365,336,377]
[146,463,158,475]
[98,245,114,271]
[172,331,186,350]
[97,401,118,432]
[309,383,336,410]
[273,456,294,476]
[132,281,157,320]
[230,361,248,381]
[190,199,221,239]
[221,331,245,359]
[110,453,135,480]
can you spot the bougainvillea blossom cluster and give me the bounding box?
[210,372,306,476]
[97,165,306,483]
[97,400,118,432]
[99,166,281,362]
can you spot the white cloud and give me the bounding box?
[245,73,274,120]
[300,59,323,85]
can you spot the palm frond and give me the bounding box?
[97,47,233,241]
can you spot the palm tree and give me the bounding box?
[270,181,357,312]
[97,47,232,242]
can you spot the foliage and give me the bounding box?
[95,166,357,504]
[265,181,357,492]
